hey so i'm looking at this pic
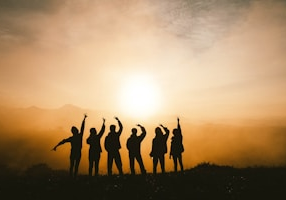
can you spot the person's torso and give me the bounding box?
[153,136,167,155]
[89,135,102,152]
[70,134,83,152]
[105,133,121,151]
[127,136,141,154]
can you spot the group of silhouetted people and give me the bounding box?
[52,114,184,178]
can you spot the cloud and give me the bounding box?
[0,0,286,115]
[0,0,62,47]
[0,0,255,52]
[0,0,60,12]
[171,0,286,119]
[152,0,253,52]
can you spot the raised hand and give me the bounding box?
[160,124,169,132]
[103,118,106,123]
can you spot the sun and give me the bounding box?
[119,74,160,118]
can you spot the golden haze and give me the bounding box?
[0,105,285,175]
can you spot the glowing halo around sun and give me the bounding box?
[118,74,161,118]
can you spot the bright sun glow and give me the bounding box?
[119,74,161,118]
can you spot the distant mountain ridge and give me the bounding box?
[0,104,95,131]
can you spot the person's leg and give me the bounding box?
[173,156,178,172]
[69,158,75,177]
[136,154,146,174]
[178,154,184,171]
[129,154,135,175]
[114,151,123,175]
[153,157,158,174]
[107,153,113,176]
[74,156,81,177]
[94,153,100,176]
[88,159,93,177]
[159,155,165,173]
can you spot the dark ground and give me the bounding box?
[0,163,286,200]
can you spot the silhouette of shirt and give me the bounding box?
[127,128,146,156]
[87,125,105,154]
[64,134,83,159]
[170,124,184,156]
[150,127,169,157]
[105,128,122,153]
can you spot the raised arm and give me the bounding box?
[177,117,182,135]
[98,118,106,138]
[160,124,170,139]
[115,117,123,135]
[137,124,146,141]
[80,114,88,135]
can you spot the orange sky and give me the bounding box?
[0,0,286,173]
[0,0,285,121]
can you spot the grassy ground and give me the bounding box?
[1,163,286,200]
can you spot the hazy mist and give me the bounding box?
[0,105,286,174]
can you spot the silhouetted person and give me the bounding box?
[150,124,169,174]
[126,124,147,175]
[52,114,87,178]
[86,118,106,177]
[104,117,123,176]
[170,117,184,172]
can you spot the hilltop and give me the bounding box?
[0,163,285,200]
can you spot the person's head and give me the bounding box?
[71,126,79,135]
[155,127,163,136]
[90,128,97,135]
[110,124,116,132]
[131,128,137,135]
[173,128,178,136]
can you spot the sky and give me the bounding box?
[1,0,286,121]
[0,0,286,172]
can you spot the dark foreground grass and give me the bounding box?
[1,163,286,200]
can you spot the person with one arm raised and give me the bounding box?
[126,124,147,175]
[170,117,184,172]
[87,118,106,177]
[104,117,123,176]
[52,114,87,178]
[150,123,169,174]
